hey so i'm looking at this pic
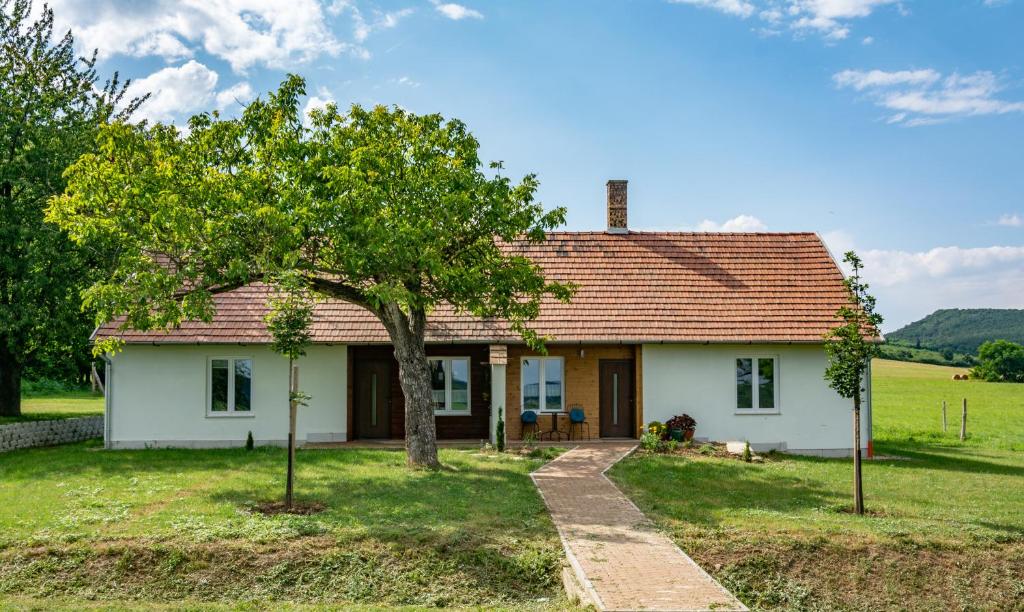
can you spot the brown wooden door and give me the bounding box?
[600,360,635,438]
[355,360,391,439]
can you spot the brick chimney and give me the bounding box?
[606,180,628,234]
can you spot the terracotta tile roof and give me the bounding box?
[95,232,850,345]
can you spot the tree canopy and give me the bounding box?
[50,75,573,466]
[0,0,142,415]
[971,340,1024,383]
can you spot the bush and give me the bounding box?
[699,443,716,456]
[665,414,697,437]
[21,378,90,397]
[495,410,506,452]
[640,431,661,452]
[971,340,1024,383]
[246,431,255,451]
[742,441,752,463]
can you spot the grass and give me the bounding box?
[0,388,104,425]
[609,359,1024,611]
[872,359,1024,451]
[0,443,571,610]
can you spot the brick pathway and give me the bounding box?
[532,443,746,611]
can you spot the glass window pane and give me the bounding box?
[450,359,469,412]
[736,358,753,409]
[234,359,252,411]
[429,359,447,410]
[522,359,540,411]
[211,359,229,411]
[758,358,775,410]
[544,359,563,412]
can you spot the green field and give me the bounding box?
[610,359,1024,611]
[873,359,1024,450]
[0,444,569,610]
[0,389,104,425]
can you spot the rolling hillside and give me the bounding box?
[887,309,1024,354]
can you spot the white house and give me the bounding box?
[98,180,871,456]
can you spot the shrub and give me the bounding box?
[496,410,506,452]
[245,431,255,451]
[665,414,697,433]
[640,431,661,452]
[742,441,752,463]
[699,443,716,456]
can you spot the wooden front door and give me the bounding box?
[354,360,391,439]
[599,360,635,438]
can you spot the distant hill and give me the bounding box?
[887,309,1024,355]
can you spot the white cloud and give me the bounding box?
[126,61,220,124]
[834,68,1024,125]
[215,82,254,111]
[667,0,901,40]
[821,230,1024,330]
[668,0,756,18]
[833,68,940,90]
[695,214,768,232]
[47,0,354,73]
[303,87,336,124]
[861,35,874,44]
[390,76,421,88]
[431,1,484,20]
[997,213,1023,227]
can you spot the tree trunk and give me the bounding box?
[381,303,440,469]
[0,345,22,417]
[853,391,864,515]
[285,361,298,508]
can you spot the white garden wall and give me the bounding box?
[641,343,869,456]
[106,344,347,449]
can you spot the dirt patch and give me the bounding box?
[252,501,326,516]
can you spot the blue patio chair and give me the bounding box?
[521,410,540,439]
[568,405,591,440]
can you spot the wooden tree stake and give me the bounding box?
[942,400,947,433]
[959,398,967,442]
[286,364,299,508]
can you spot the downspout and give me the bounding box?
[102,354,113,449]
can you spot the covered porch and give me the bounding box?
[345,343,643,443]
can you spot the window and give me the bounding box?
[736,357,778,413]
[429,357,471,415]
[209,357,253,415]
[521,357,564,412]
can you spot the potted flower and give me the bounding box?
[665,414,697,442]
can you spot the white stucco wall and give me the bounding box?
[106,344,347,448]
[642,344,869,455]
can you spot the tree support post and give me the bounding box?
[286,363,299,508]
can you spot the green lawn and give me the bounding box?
[609,359,1024,611]
[1,389,104,425]
[0,443,571,610]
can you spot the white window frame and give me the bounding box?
[520,356,565,413]
[207,356,255,417]
[429,357,472,416]
[734,355,780,415]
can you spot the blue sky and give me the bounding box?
[47,0,1024,330]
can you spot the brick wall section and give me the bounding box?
[505,344,636,440]
[0,416,103,452]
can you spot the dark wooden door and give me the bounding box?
[600,360,635,438]
[355,360,391,439]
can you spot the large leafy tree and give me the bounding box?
[0,0,141,416]
[971,340,1024,383]
[50,76,573,468]
[823,251,883,515]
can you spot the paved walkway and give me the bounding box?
[532,443,746,611]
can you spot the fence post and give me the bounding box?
[942,400,947,433]
[959,398,967,442]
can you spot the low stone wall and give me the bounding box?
[0,416,103,452]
